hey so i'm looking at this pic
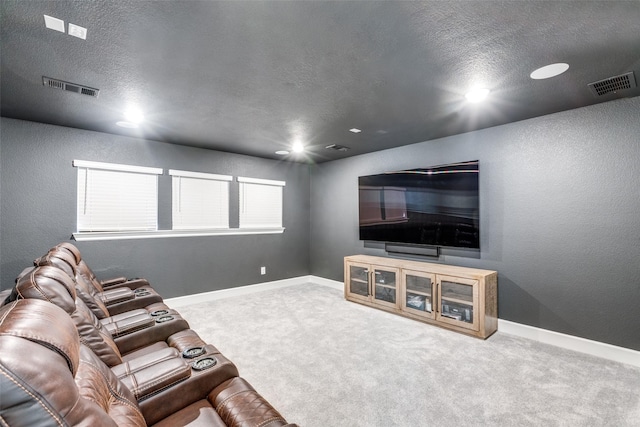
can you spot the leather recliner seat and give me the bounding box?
[6,265,198,365]
[26,250,172,330]
[42,246,164,317]
[0,298,298,426]
[54,241,159,292]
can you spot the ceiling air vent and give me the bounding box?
[325,144,350,152]
[587,72,636,97]
[43,76,100,98]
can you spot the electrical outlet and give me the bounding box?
[260,266,266,275]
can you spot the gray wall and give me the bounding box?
[3,97,640,351]
[0,118,310,298]
[310,97,640,351]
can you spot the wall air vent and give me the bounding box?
[43,76,100,98]
[325,144,350,152]
[587,72,636,97]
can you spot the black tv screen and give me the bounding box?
[358,160,480,249]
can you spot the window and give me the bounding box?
[169,170,232,230]
[74,160,162,232]
[238,177,285,229]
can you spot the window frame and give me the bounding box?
[169,169,232,231]
[73,160,163,233]
[237,176,286,229]
[71,163,286,241]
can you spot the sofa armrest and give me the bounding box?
[100,287,135,305]
[166,329,210,352]
[100,276,128,287]
[111,347,181,378]
[119,357,192,401]
[139,351,239,425]
[114,314,190,355]
[101,313,155,338]
[102,278,151,290]
[100,309,148,324]
[209,377,292,427]
[104,288,163,316]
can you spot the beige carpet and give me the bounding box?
[177,283,640,426]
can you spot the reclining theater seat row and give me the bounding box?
[35,250,175,325]
[1,243,298,427]
[0,299,296,426]
[45,244,166,317]
[55,241,155,292]
[8,265,195,365]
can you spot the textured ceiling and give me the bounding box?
[2,1,639,163]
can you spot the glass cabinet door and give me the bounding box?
[346,262,371,302]
[372,267,399,309]
[401,270,435,319]
[436,275,479,331]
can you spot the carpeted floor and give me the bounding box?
[177,283,640,426]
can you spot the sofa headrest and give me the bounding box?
[53,241,82,263]
[12,265,77,315]
[35,249,78,277]
[0,298,79,375]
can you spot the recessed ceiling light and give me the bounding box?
[349,128,362,133]
[68,23,87,40]
[530,63,569,80]
[116,121,139,129]
[44,15,65,33]
[465,88,490,103]
[124,108,144,124]
[275,150,289,155]
[117,107,144,128]
[292,141,304,153]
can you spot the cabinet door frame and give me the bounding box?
[436,275,479,331]
[371,266,400,309]
[401,269,436,320]
[345,261,373,303]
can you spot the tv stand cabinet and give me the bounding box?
[344,255,498,339]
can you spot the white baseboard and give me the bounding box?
[165,275,640,368]
[165,276,313,308]
[306,276,344,291]
[497,319,640,368]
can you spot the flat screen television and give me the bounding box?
[358,160,480,249]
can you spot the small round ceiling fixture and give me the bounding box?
[117,107,145,128]
[465,87,490,103]
[275,150,289,155]
[292,141,304,153]
[530,63,569,80]
[124,107,145,124]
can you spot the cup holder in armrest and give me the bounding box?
[192,357,217,371]
[150,309,169,317]
[182,347,206,359]
[134,291,152,297]
[155,315,174,323]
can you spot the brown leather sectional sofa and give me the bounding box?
[0,243,298,427]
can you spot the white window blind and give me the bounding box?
[169,170,232,230]
[238,177,285,228]
[74,160,162,232]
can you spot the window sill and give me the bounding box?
[72,228,285,241]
